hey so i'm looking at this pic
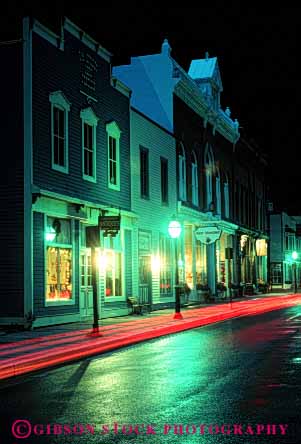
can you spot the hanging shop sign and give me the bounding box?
[195,226,221,244]
[98,215,121,237]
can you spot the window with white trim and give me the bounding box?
[178,143,186,201]
[106,121,121,190]
[191,151,199,206]
[49,91,70,173]
[102,233,123,298]
[45,217,73,304]
[81,107,98,182]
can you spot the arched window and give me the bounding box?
[204,144,214,208]
[216,173,221,215]
[178,143,186,201]
[191,151,198,206]
[223,175,230,218]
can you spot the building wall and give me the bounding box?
[270,214,283,262]
[130,108,177,306]
[0,43,24,318]
[31,30,131,211]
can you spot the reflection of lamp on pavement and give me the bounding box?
[292,251,298,294]
[168,218,183,320]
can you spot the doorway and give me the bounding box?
[80,249,94,318]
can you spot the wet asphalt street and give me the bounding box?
[0,306,300,444]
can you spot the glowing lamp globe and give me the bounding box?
[45,226,56,242]
[292,251,298,260]
[168,220,182,239]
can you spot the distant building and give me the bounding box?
[269,212,301,289]
[130,108,177,309]
[114,40,269,299]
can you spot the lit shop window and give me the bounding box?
[101,234,123,297]
[159,234,172,295]
[45,217,73,302]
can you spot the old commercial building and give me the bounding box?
[269,212,301,289]
[0,17,135,327]
[114,40,269,300]
[130,108,177,310]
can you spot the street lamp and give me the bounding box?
[168,218,183,320]
[292,251,298,294]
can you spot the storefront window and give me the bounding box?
[196,240,207,285]
[184,226,193,288]
[46,217,72,302]
[103,234,123,297]
[47,248,72,300]
[159,234,172,295]
[216,233,226,283]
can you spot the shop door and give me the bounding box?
[80,250,94,318]
[139,255,152,307]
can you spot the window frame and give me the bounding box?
[102,231,125,302]
[224,181,230,218]
[178,143,187,201]
[80,107,98,183]
[140,146,150,199]
[191,151,199,206]
[49,91,70,174]
[160,156,169,205]
[44,215,75,307]
[106,121,121,191]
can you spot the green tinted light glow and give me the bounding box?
[168,220,182,239]
[292,251,298,260]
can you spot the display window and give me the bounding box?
[45,217,73,303]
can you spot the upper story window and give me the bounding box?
[191,151,198,206]
[178,143,187,201]
[161,157,168,204]
[140,146,149,199]
[224,179,230,219]
[216,174,221,215]
[49,91,70,173]
[204,143,214,208]
[80,107,98,182]
[106,121,121,191]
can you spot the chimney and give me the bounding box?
[161,38,171,56]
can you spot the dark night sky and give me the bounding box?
[1,5,300,213]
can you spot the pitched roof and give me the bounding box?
[188,57,218,79]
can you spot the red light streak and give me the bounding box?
[0,295,300,380]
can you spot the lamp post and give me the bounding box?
[86,226,101,335]
[168,218,183,320]
[292,251,298,294]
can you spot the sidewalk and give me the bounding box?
[0,292,300,381]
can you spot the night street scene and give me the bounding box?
[0,5,300,444]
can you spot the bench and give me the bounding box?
[127,297,144,315]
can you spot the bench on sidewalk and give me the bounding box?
[127,297,144,315]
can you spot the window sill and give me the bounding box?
[83,174,97,183]
[45,299,75,307]
[104,296,125,302]
[108,183,120,191]
[52,164,69,174]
